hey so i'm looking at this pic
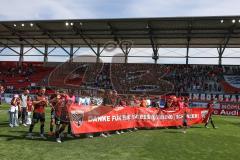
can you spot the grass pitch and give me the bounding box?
[0,103,239,160]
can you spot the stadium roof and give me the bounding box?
[0,15,240,49]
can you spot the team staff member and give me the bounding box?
[20,89,29,126]
[26,87,48,139]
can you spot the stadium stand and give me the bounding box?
[164,65,223,93]
[0,62,53,90]
[1,62,240,94]
[110,63,173,94]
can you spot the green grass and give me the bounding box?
[0,103,239,160]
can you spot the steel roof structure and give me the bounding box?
[0,15,240,64]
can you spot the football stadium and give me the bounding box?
[0,1,240,160]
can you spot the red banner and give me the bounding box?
[68,105,210,134]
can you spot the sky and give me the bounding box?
[0,0,240,64]
[0,0,240,20]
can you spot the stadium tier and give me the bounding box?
[0,62,54,91]
[1,61,240,94]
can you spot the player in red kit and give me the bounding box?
[54,91,71,143]
[48,90,60,136]
[164,96,180,110]
[26,87,48,139]
[26,96,33,125]
[204,99,217,129]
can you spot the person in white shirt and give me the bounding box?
[78,96,84,105]
[146,97,151,107]
[15,95,22,127]
[84,96,91,106]
[9,94,21,127]
[9,95,18,127]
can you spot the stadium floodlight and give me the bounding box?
[70,22,74,26]
[13,24,17,27]
[239,19,240,23]
[21,23,25,27]
[232,19,236,23]
[220,19,224,23]
[30,23,34,27]
[65,22,69,26]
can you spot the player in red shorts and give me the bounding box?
[54,91,71,143]
[205,99,217,129]
[26,96,33,125]
[182,110,188,133]
[48,90,60,136]
[26,87,48,139]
